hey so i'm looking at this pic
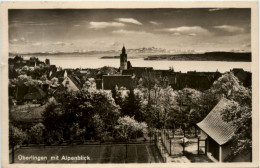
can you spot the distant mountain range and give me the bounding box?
[9,47,195,56]
[9,47,251,62]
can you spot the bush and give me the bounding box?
[58,138,64,145]
[29,123,45,144]
[79,137,85,144]
[46,137,54,146]
[10,126,27,146]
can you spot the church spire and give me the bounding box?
[120,45,127,72]
[122,45,126,54]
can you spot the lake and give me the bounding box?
[20,54,251,73]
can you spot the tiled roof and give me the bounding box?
[103,75,135,90]
[24,86,46,100]
[50,70,71,79]
[68,75,81,90]
[197,98,236,145]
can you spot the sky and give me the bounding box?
[9,8,251,53]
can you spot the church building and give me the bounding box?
[120,45,127,72]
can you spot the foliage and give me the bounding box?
[111,85,124,107]
[82,78,96,91]
[54,89,120,140]
[115,116,148,141]
[28,123,45,144]
[51,77,59,85]
[10,126,27,146]
[69,123,86,142]
[188,90,219,125]
[92,114,105,140]
[211,72,241,98]
[99,66,117,75]
[42,97,62,132]
[141,85,176,129]
[214,73,252,155]
[121,89,143,121]
[14,74,42,86]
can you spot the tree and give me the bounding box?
[99,66,117,75]
[139,71,160,105]
[89,90,120,134]
[55,89,120,140]
[51,77,59,85]
[29,123,45,145]
[115,116,147,161]
[42,98,62,132]
[213,73,252,156]
[82,78,96,91]
[188,90,219,125]
[69,123,86,143]
[121,89,143,121]
[144,85,176,129]
[115,116,148,140]
[92,114,105,140]
[211,72,241,98]
[111,85,123,107]
[138,72,169,131]
[10,126,27,146]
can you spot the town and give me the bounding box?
[9,46,252,163]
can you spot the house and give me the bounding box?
[50,69,68,79]
[15,84,29,102]
[96,79,103,90]
[102,75,135,90]
[61,75,81,92]
[197,98,251,162]
[24,86,46,102]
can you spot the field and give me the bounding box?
[11,144,163,163]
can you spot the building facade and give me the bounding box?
[197,98,251,162]
[120,46,127,72]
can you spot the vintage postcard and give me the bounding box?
[1,1,259,168]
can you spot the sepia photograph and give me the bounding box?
[1,1,259,167]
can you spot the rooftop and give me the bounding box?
[197,98,236,145]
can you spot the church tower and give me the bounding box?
[120,45,127,72]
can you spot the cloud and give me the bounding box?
[159,26,210,36]
[53,41,73,46]
[110,42,122,47]
[112,30,152,36]
[116,18,142,25]
[74,25,81,27]
[172,32,181,36]
[89,22,125,29]
[208,8,228,12]
[9,38,19,44]
[213,25,244,33]
[9,22,58,28]
[9,37,28,44]
[32,42,42,46]
[150,21,160,25]
[30,23,57,26]
[188,33,197,36]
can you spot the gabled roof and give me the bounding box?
[68,75,81,90]
[24,86,46,100]
[197,98,236,145]
[61,75,81,91]
[50,70,65,79]
[53,83,67,94]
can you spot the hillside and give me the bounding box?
[144,52,251,62]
